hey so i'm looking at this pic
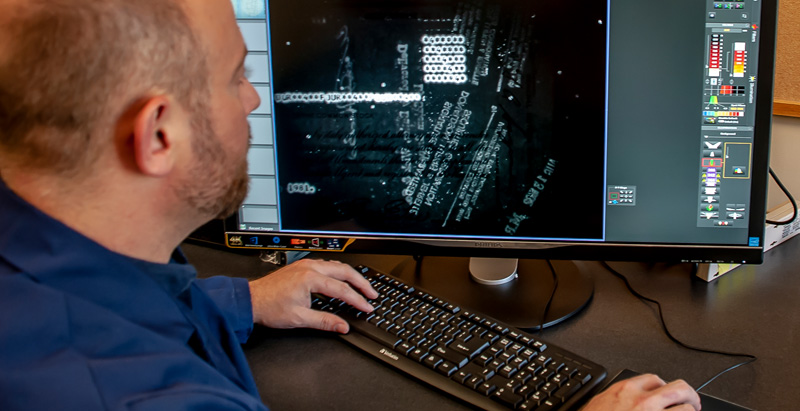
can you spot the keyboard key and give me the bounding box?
[423,354,443,369]
[479,368,496,380]
[488,359,505,372]
[527,375,546,391]
[465,375,484,390]
[482,332,500,344]
[516,382,536,399]
[511,356,528,370]
[576,370,593,385]
[536,398,560,411]
[529,390,547,405]
[409,347,428,362]
[554,380,582,401]
[459,363,483,378]
[432,345,468,368]
[437,361,458,377]
[349,320,401,348]
[536,355,552,368]
[498,352,515,363]
[552,373,567,386]
[378,321,395,333]
[394,340,412,353]
[503,377,522,392]
[541,381,558,396]
[368,315,385,326]
[451,369,471,384]
[520,348,537,360]
[487,375,512,391]
[476,382,496,396]
[498,364,518,379]
[473,353,493,367]
[509,343,525,355]
[493,324,509,334]
[492,387,524,408]
[549,361,565,374]
[449,336,490,359]
[561,364,578,378]
[514,369,533,385]
[497,338,513,349]
[409,335,426,347]
[418,340,437,353]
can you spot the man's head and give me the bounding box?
[0,0,260,221]
[0,0,207,174]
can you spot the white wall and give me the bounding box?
[767,115,800,209]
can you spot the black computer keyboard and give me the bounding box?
[311,265,607,410]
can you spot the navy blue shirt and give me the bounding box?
[0,179,269,410]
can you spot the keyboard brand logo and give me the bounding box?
[379,348,399,361]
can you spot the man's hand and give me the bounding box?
[248,259,379,334]
[582,374,701,411]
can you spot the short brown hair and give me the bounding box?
[0,0,209,175]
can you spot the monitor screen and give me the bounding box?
[226,0,778,266]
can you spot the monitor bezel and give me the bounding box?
[223,0,780,267]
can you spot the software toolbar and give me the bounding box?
[696,0,762,229]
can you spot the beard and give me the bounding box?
[206,156,250,220]
[174,115,251,221]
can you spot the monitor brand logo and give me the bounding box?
[474,242,503,248]
[379,348,399,361]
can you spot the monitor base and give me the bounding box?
[469,257,519,285]
[392,256,594,330]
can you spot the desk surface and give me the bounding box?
[183,237,800,411]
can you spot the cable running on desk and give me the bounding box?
[600,262,757,391]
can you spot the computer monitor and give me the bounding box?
[224,0,779,328]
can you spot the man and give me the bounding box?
[0,0,701,410]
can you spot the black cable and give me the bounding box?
[536,260,559,333]
[766,167,797,226]
[695,357,757,391]
[412,254,424,279]
[600,262,757,391]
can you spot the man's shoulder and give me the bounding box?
[0,270,99,366]
[0,269,103,407]
[0,269,256,410]
[0,267,182,362]
[0,268,71,336]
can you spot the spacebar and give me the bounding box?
[346,316,403,349]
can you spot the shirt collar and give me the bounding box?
[128,249,197,298]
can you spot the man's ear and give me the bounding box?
[130,96,184,177]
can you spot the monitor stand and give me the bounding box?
[469,257,520,285]
[392,256,594,330]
